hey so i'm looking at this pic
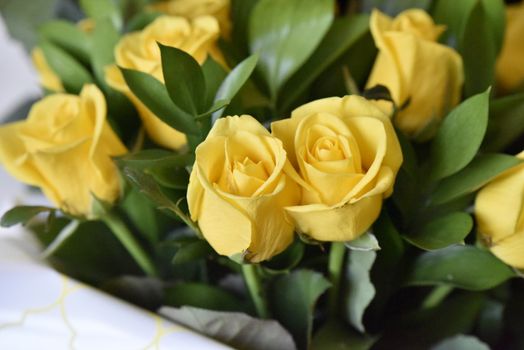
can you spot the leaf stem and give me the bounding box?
[328,242,347,318]
[102,211,158,277]
[421,285,453,309]
[242,264,269,318]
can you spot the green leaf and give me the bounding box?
[212,54,259,120]
[161,306,297,350]
[40,41,93,94]
[433,0,505,51]
[80,0,122,29]
[249,0,334,99]
[483,92,524,152]
[159,44,206,115]
[344,250,376,332]
[198,99,230,120]
[122,167,201,235]
[461,1,497,97]
[117,149,194,170]
[279,15,370,112]
[404,212,473,250]
[90,18,120,85]
[312,322,376,350]
[125,10,162,32]
[202,56,228,109]
[431,154,522,205]
[430,89,490,180]
[146,166,190,190]
[345,232,381,251]
[407,245,515,291]
[171,240,213,265]
[164,283,242,312]
[231,0,259,55]
[39,20,90,63]
[431,335,490,350]
[0,0,59,50]
[121,68,200,135]
[121,187,173,244]
[270,270,331,349]
[1,205,55,227]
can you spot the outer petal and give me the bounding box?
[209,115,270,138]
[490,230,524,269]
[31,48,64,92]
[496,3,524,91]
[476,162,524,243]
[286,193,383,241]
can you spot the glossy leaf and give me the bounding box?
[202,56,228,109]
[344,250,376,332]
[39,20,90,63]
[431,154,522,205]
[121,68,199,135]
[270,270,331,349]
[212,54,259,120]
[41,219,81,258]
[159,44,206,115]
[407,245,515,290]
[1,205,55,227]
[249,0,334,99]
[90,18,120,85]
[430,89,490,180]
[40,41,93,94]
[279,15,369,111]
[161,306,297,350]
[404,212,473,250]
[117,149,194,170]
[461,1,497,97]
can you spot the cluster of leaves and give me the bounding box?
[2,0,524,349]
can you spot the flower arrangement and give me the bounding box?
[1,0,524,348]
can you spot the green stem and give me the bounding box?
[102,212,158,277]
[421,285,453,309]
[328,242,347,318]
[242,264,269,318]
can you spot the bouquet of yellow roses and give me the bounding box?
[1,0,524,348]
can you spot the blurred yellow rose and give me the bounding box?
[475,152,524,268]
[31,47,64,92]
[271,95,402,242]
[106,16,222,150]
[496,3,524,92]
[366,9,464,140]
[0,85,127,217]
[149,0,231,37]
[187,115,300,262]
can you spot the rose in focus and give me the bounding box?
[271,95,403,242]
[0,85,127,217]
[187,115,300,262]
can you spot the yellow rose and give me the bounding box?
[106,16,222,150]
[271,96,403,241]
[496,3,524,92]
[0,85,127,217]
[475,152,524,268]
[187,115,300,262]
[149,0,231,37]
[366,9,464,140]
[31,47,64,92]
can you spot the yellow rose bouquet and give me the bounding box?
[1,0,524,348]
